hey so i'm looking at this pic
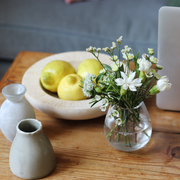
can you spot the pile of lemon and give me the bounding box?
[40,59,103,101]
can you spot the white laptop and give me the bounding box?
[156,6,180,111]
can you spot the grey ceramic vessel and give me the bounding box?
[9,118,56,179]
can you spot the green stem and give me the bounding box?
[125,118,131,147]
[92,52,106,70]
[124,135,127,144]
[126,135,131,147]
[127,60,130,75]
[118,44,121,62]
[106,125,118,139]
[131,119,150,138]
[116,125,123,141]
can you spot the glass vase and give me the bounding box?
[104,102,152,151]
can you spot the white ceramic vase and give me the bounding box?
[0,84,36,142]
[9,118,56,179]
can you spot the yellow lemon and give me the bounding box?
[77,59,103,79]
[57,74,86,100]
[40,60,75,92]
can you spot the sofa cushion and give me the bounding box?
[0,0,167,60]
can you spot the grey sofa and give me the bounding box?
[0,0,168,80]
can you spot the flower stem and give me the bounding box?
[125,119,132,147]
[126,135,131,147]
[124,135,127,144]
[106,125,118,139]
[116,125,123,141]
[92,52,107,71]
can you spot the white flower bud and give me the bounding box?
[127,53,134,60]
[138,58,152,72]
[110,55,118,61]
[150,56,158,64]
[110,60,122,72]
[102,98,109,107]
[115,118,122,126]
[86,46,93,52]
[111,63,118,71]
[102,47,111,53]
[156,64,163,70]
[149,76,171,95]
[142,53,149,59]
[95,95,101,101]
[156,76,172,91]
[99,69,106,74]
[148,48,154,55]
[116,36,123,45]
[100,105,107,112]
[112,109,119,117]
[154,73,161,80]
[111,42,117,50]
[97,48,101,53]
[121,45,132,54]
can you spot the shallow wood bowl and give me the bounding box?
[22,51,111,120]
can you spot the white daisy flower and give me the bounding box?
[115,71,142,91]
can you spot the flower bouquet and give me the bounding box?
[81,36,171,151]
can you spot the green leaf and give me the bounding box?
[96,72,104,84]
[133,51,140,77]
[116,70,120,78]
[119,65,124,73]
[109,94,121,100]
[90,100,99,107]
[103,64,112,71]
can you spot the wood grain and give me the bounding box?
[0,51,180,180]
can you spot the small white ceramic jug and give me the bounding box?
[0,84,36,142]
[9,118,56,179]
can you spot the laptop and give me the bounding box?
[156,6,180,111]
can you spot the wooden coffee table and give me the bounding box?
[0,51,180,179]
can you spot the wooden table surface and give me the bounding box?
[1,51,180,180]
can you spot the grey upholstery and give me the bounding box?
[0,0,168,80]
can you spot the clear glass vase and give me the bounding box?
[104,102,152,151]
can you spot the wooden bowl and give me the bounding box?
[22,51,111,120]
